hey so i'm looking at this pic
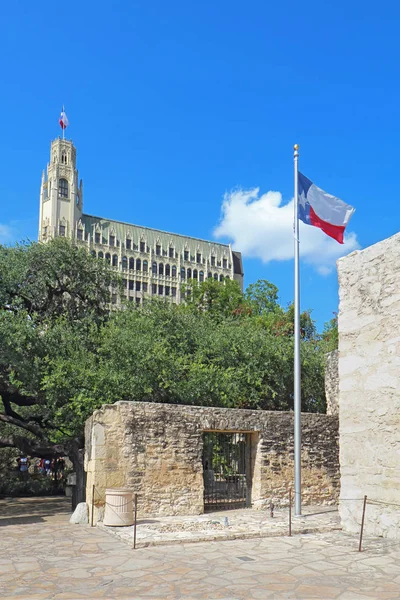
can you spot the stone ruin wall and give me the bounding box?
[325,350,339,416]
[338,233,400,539]
[85,402,339,523]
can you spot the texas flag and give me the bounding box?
[59,108,69,130]
[298,172,355,244]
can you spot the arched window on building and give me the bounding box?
[122,256,128,269]
[129,257,135,270]
[152,261,157,274]
[143,260,148,273]
[98,251,104,259]
[58,178,68,198]
[172,265,177,277]
[61,150,67,165]
[165,264,170,276]
[112,254,118,267]
[105,253,111,264]
[77,228,83,241]
[208,272,212,279]
[136,258,141,271]
[91,250,96,258]
[199,271,204,282]
[181,267,186,280]
[187,268,192,279]
[214,273,218,280]
[193,269,198,279]
[219,274,224,282]
[159,263,164,275]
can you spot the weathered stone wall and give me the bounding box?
[325,350,339,416]
[338,233,400,539]
[85,402,339,522]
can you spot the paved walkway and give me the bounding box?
[0,497,399,599]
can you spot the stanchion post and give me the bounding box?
[133,493,138,550]
[358,495,367,552]
[91,484,95,527]
[288,487,292,537]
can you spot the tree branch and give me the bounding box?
[0,413,44,438]
[0,434,66,458]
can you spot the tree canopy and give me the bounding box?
[0,239,335,465]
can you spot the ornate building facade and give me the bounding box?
[38,138,243,304]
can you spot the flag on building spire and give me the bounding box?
[59,107,69,130]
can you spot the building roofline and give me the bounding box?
[82,213,232,248]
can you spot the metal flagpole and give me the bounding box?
[62,106,65,140]
[293,143,302,516]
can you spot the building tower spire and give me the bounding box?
[38,137,83,241]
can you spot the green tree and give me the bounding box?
[0,238,120,498]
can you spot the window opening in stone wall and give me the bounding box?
[165,264,170,276]
[136,258,141,271]
[98,251,104,259]
[136,281,141,291]
[223,258,227,268]
[203,432,250,512]
[122,256,128,269]
[169,247,174,258]
[95,232,101,244]
[112,254,118,267]
[126,238,132,250]
[129,258,135,270]
[105,253,111,264]
[158,285,163,295]
[59,224,66,237]
[181,267,185,280]
[143,260,148,273]
[211,256,215,266]
[109,235,115,247]
[59,178,68,198]
[156,244,161,256]
[152,283,157,294]
[77,228,83,241]
[152,261,157,274]
[171,287,176,297]
[219,274,224,282]
[140,241,145,252]
[187,268,192,279]
[193,269,198,279]
[159,263,164,275]
[199,271,204,282]
[184,250,189,261]
[214,273,218,280]
[172,265,177,277]
[165,286,170,296]
[143,282,148,292]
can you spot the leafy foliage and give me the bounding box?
[0,240,330,465]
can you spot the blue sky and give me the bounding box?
[1,0,399,329]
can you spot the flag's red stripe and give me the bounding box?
[309,206,345,244]
[59,119,66,130]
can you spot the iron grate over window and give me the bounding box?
[203,431,250,512]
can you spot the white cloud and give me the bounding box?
[214,188,359,275]
[0,224,14,244]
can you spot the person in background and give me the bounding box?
[17,456,30,479]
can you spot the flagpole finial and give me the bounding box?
[294,143,299,152]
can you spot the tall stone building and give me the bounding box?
[38,138,243,304]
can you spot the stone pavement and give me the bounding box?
[0,497,400,599]
[101,505,341,548]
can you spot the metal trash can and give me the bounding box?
[103,488,134,526]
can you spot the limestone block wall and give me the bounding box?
[85,402,339,522]
[325,350,339,416]
[338,233,400,539]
